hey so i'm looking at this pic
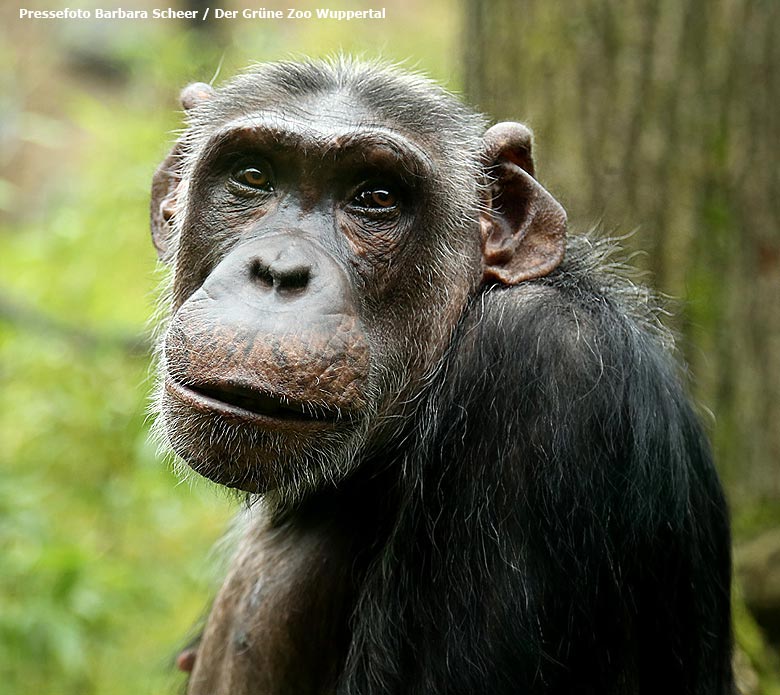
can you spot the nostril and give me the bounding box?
[250,260,274,289]
[252,258,311,294]
[275,265,311,293]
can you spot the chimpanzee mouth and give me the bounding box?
[165,377,346,427]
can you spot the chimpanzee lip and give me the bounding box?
[165,377,347,428]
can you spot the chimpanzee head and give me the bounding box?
[150,58,566,501]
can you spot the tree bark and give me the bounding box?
[462,0,780,510]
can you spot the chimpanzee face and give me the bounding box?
[150,61,565,499]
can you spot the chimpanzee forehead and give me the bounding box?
[204,85,435,149]
[222,88,406,135]
[194,59,485,153]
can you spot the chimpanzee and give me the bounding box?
[150,58,734,694]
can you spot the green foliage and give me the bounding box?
[0,97,232,694]
[734,590,780,695]
[1,32,222,695]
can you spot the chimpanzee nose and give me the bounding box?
[196,233,355,316]
[251,257,311,293]
[248,238,313,295]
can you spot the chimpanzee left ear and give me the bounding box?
[479,122,567,285]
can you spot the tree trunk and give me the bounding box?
[462,0,780,511]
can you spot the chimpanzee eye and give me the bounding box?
[232,164,274,191]
[353,187,398,210]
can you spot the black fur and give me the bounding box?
[336,236,733,694]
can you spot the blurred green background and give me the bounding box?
[1,0,778,693]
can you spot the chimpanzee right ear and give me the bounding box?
[150,146,183,262]
[479,122,567,285]
[150,82,215,262]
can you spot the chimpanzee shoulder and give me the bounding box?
[338,234,732,694]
